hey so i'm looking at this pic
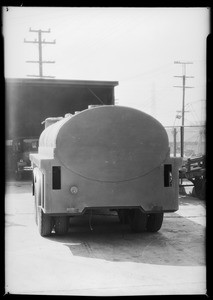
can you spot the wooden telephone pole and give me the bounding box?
[24,28,56,78]
[174,61,194,157]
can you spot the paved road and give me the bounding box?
[5,182,206,296]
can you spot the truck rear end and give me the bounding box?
[30,105,182,236]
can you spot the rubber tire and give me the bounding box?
[129,209,147,233]
[38,207,53,237]
[194,178,205,200]
[146,213,164,232]
[54,216,69,235]
[191,187,196,197]
[15,171,22,181]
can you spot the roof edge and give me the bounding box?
[5,77,119,87]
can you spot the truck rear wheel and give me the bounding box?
[15,170,22,181]
[38,207,53,237]
[129,209,147,232]
[146,213,164,232]
[54,216,69,235]
[194,178,205,200]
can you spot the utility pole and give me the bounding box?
[174,61,194,157]
[24,28,56,78]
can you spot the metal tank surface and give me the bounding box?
[30,105,182,236]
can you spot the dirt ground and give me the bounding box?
[5,181,206,296]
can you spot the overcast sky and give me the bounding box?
[3,7,210,126]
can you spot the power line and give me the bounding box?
[24,28,56,78]
[186,103,200,124]
[120,63,173,81]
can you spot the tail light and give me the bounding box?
[164,164,172,187]
[52,166,61,190]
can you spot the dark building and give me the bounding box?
[6,78,118,140]
[5,78,118,178]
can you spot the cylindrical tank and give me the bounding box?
[39,105,169,182]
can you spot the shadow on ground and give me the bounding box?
[46,210,205,267]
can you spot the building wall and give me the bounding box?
[5,79,117,139]
[5,78,118,178]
